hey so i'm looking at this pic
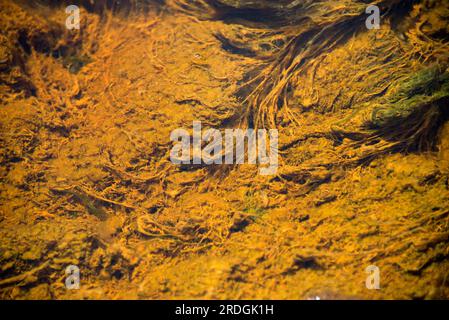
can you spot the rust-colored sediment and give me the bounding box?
[0,0,448,299]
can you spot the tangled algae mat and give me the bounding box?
[1,0,449,299]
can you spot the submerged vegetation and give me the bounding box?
[0,0,448,299]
